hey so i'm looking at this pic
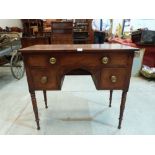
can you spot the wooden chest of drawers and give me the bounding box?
[21,37,50,48]
[51,21,73,44]
[20,44,138,130]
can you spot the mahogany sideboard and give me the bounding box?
[20,44,138,130]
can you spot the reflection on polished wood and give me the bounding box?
[20,43,138,130]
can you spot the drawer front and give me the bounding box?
[60,53,128,67]
[59,54,102,67]
[100,68,128,89]
[26,52,129,67]
[99,53,128,67]
[27,55,48,67]
[30,68,59,90]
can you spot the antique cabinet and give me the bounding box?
[51,21,73,44]
[22,19,43,37]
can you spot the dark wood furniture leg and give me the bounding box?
[109,90,113,107]
[30,91,40,130]
[43,90,48,108]
[118,91,127,129]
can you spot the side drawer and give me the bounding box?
[99,53,129,67]
[100,68,128,89]
[30,68,59,90]
[26,55,48,67]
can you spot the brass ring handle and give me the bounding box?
[111,75,117,83]
[50,57,56,64]
[102,57,109,64]
[41,76,48,84]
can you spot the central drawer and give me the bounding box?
[26,52,129,67]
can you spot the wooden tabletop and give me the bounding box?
[20,43,139,53]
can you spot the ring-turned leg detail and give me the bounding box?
[30,91,40,130]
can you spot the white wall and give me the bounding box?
[112,19,155,34]
[0,19,22,29]
[130,19,155,30]
[124,19,155,32]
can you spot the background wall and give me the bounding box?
[111,19,155,36]
[0,19,22,29]
[124,19,155,32]
[0,19,155,33]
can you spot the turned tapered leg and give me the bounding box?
[43,90,48,108]
[118,91,127,129]
[109,90,113,107]
[30,91,40,130]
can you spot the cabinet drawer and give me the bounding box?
[100,68,127,89]
[59,54,101,67]
[60,53,129,67]
[27,55,48,67]
[30,69,59,90]
[26,52,129,67]
[99,53,128,67]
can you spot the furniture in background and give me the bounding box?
[131,29,155,69]
[22,19,43,37]
[21,36,51,48]
[20,44,138,130]
[0,27,3,32]
[21,19,94,44]
[109,37,155,67]
[51,21,73,44]
[73,19,92,44]
[21,20,51,48]
[43,19,57,33]
[43,19,94,44]
[131,29,155,45]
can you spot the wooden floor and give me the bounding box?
[0,67,155,134]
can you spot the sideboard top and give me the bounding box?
[20,43,139,53]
